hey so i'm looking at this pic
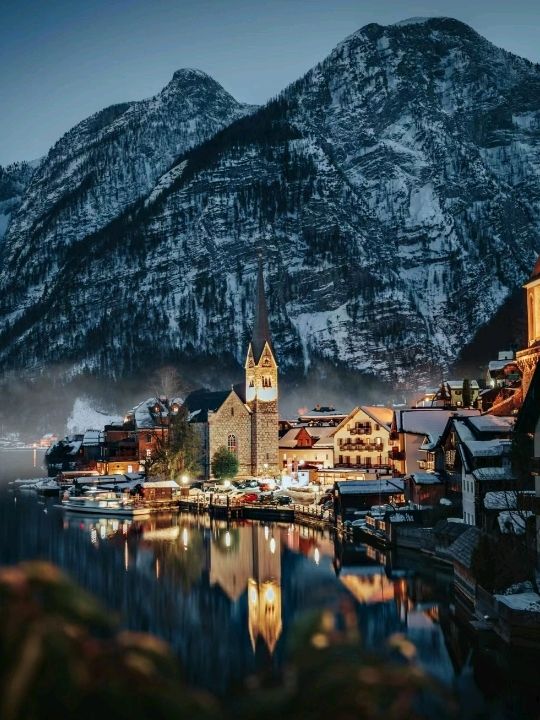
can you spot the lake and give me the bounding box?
[0,449,538,719]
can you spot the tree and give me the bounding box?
[151,365,188,399]
[143,405,201,480]
[212,446,239,481]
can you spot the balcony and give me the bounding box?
[418,459,435,471]
[339,442,384,452]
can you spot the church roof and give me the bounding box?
[251,256,273,362]
[183,389,230,422]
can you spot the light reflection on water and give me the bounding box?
[0,450,538,718]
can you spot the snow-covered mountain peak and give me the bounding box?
[1,20,540,386]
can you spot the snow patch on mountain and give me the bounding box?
[66,397,122,434]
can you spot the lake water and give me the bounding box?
[0,449,538,719]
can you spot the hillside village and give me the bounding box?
[41,254,540,631]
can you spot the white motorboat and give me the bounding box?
[60,491,151,518]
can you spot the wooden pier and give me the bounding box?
[177,496,332,529]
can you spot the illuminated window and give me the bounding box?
[228,434,237,454]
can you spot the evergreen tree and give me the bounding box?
[211,446,239,481]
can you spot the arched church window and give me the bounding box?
[228,434,237,454]
[262,376,272,388]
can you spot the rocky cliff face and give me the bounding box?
[1,18,540,385]
[0,161,37,240]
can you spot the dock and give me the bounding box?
[177,496,332,529]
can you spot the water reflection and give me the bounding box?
[1,451,540,718]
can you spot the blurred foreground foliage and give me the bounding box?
[0,562,455,720]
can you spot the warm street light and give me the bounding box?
[181,474,189,485]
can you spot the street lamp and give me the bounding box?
[181,474,189,485]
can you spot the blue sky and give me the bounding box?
[1,0,539,165]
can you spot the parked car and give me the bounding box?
[276,495,292,506]
[240,492,259,504]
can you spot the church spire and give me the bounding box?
[251,255,272,362]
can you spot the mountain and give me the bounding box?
[1,17,540,386]
[0,68,254,316]
[0,161,38,240]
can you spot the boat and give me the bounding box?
[59,491,151,518]
[35,479,62,496]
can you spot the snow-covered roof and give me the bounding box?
[68,440,82,455]
[472,467,515,482]
[488,360,514,372]
[132,397,169,429]
[82,429,103,445]
[143,479,180,489]
[466,440,511,458]
[467,415,514,434]
[409,472,442,485]
[388,512,415,523]
[495,592,540,612]
[362,406,394,429]
[446,379,480,389]
[279,429,303,448]
[398,408,478,447]
[483,491,522,510]
[336,479,404,495]
[497,510,532,535]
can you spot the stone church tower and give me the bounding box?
[245,258,279,476]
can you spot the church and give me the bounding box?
[184,259,279,479]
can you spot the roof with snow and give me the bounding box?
[335,479,404,495]
[396,408,479,449]
[445,526,482,570]
[183,389,233,422]
[82,429,103,445]
[409,472,442,485]
[497,510,533,535]
[467,415,514,434]
[472,467,516,482]
[483,491,522,510]
[445,379,480,390]
[132,397,170,429]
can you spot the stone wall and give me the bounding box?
[208,391,252,478]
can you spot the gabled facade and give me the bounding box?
[279,425,335,470]
[436,414,518,526]
[333,406,395,470]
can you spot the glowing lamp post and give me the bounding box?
[180,474,189,498]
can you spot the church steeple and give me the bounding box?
[251,255,272,363]
[244,254,279,477]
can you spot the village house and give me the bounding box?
[332,406,395,471]
[435,414,519,525]
[432,380,480,409]
[404,472,445,508]
[333,479,405,522]
[279,425,334,471]
[391,407,480,475]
